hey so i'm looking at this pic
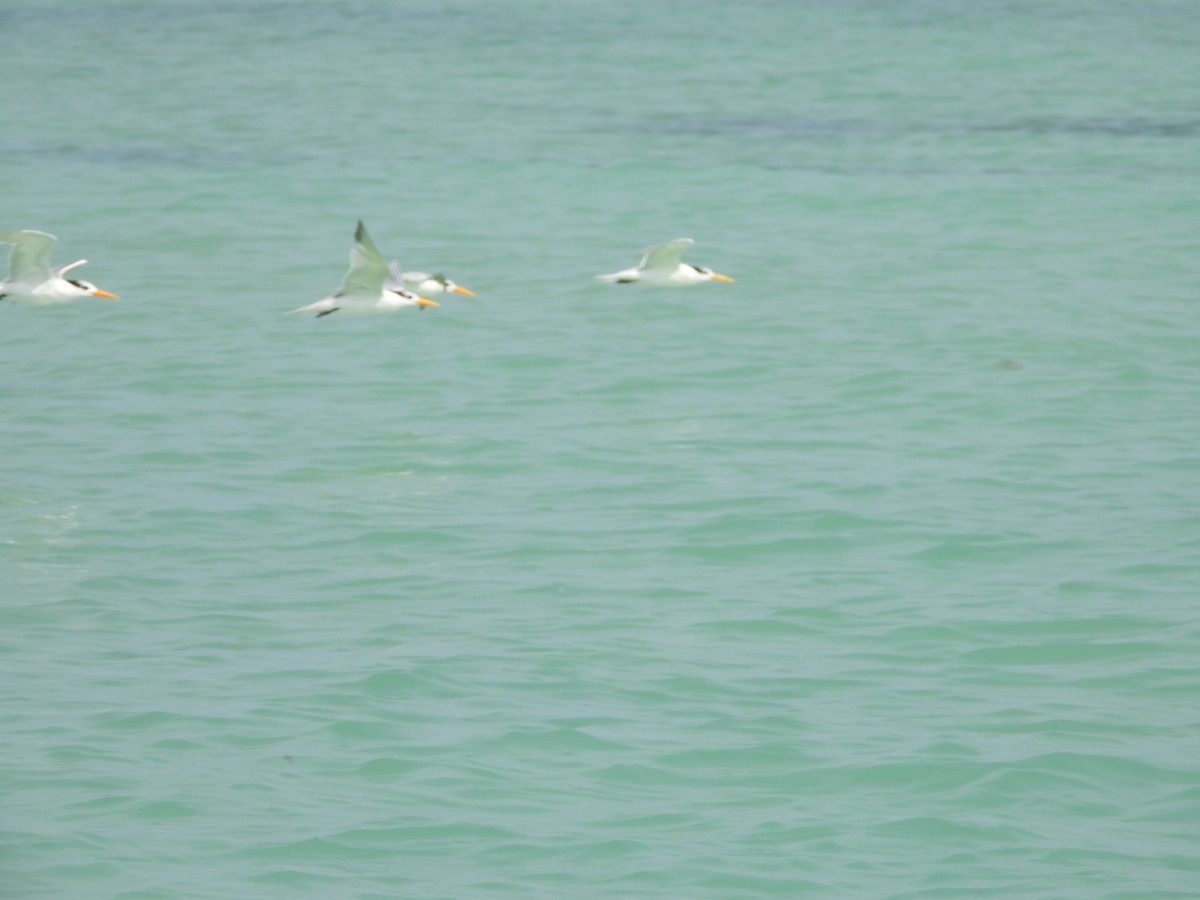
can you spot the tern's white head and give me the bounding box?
[65,276,119,299]
[432,274,475,296]
[686,264,734,283]
[404,271,476,297]
[385,286,440,310]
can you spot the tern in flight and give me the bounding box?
[0,230,118,304]
[596,238,733,286]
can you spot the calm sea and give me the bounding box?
[3,1,1198,896]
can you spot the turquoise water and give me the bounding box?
[3,1,1199,896]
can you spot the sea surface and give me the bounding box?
[2,1,1199,897]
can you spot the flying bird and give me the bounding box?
[0,230,118,304]
[596,238,733,286]
[290,221,439,317]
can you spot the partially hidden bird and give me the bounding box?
[398,271,476,299]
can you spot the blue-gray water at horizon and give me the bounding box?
[3,1,1199,896]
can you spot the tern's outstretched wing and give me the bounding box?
[289,297,339,316]
[0,230,57,283]
[638,237,695,273]
[53,259,89,278]
[336,221,389,299]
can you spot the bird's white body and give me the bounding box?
[290,221,438,317]
[0,230,118,305]
[400,271,476,298]
[596,237,733,286]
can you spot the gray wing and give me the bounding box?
[385,261,406,291]
[384,262,424,302]
[0,230,57,283]
[336,220,388,298]
[54,259,89,278]
[639,237,695,272]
